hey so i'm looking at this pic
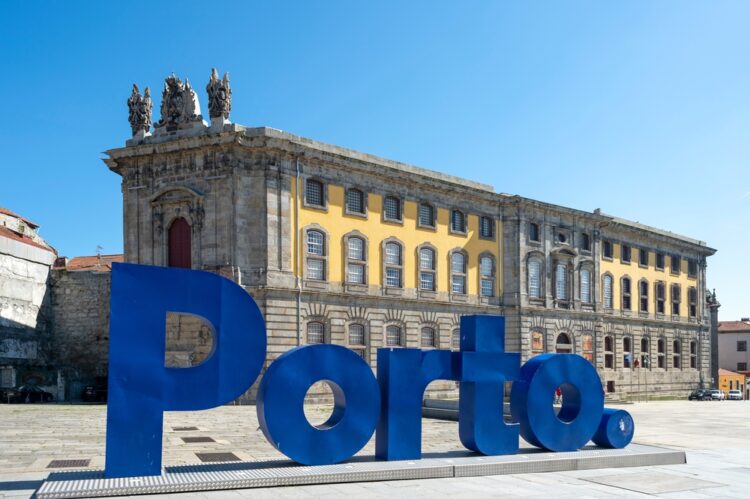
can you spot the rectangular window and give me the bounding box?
[656,252,665,270]
[656,282,665,314]
[671,255,681,274]
[420,272,434,291]
[580,269,591,303]
[529,222,540,242]
[0,367,14,388]
[603,276,613,309]
[621,244,631,263]
[305,179,324,207]
[639,281,648,312]
[528,260,541,299]
[307,259,325,280]
[555,264,567,300]
[385,268,401,287]
[481,279,494,297]
[603,240,613,259]
[346,189,365,215]
[581,233,591,251]
[738,341,747,352]
[347,264,365,284]
[452,275,466,294]
[480,216,494,238]
[418,203,435,228]
[671,284,681,315]
[622,278,631,310]
[639,248,649,267]
[383,196,402,221]
[739,362,748,372]
[688,259,698,278]
[451,210,466,233]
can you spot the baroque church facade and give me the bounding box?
[105,71,716,401]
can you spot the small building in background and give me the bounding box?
[718,319,750,377]
[718,368,746,397]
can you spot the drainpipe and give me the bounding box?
[295,155,302,346]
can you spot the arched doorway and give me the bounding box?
[555,333,573,353]
[168,217,192,268]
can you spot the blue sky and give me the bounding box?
[1,2,748,319]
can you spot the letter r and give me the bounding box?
[105,263,266,478]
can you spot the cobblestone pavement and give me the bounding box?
[1,400,750,497]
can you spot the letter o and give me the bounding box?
[510,353,604,451]
[257,344,380,465]
[592,408,634,448]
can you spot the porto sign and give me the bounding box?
[105,264,634,478]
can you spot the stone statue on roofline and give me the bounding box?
[154,74,204,133]
[127,84,152,137]
[206,68,232,127]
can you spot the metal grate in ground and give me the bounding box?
[181,437,215,443]
[172,426,199,431]
[196,452,241,463]
[46,460,90,469]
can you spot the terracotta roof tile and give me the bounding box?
[718,321,750,333]
[0,225,55,253]
[55,254,124,272]
[719,368,744,376]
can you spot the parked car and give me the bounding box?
[4,385,53,403]
[688,389,711,401]
[709,389,725,401]
[728,390,743,400]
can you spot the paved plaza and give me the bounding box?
[1,400,750,497]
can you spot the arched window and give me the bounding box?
[528,258,542,299]
[602,274,613,309]
[639,279,649,313]
[621,277,632,310]
[657,338,666,368]
[384,241,403,288]
[419,246,436,291]
[690,340,697,368]
[555,333,572,353]
[671,284,681,316]
[420,327,436,348]
[386,325,403,347]
[604,335,614,369]
[640,337,650,368]
[306,229,326,280]
[581,334,594,362]
[346,235,366,284]
[479,255,495,297]
[580,268,591,303]
[168,217,192,268]
[673,339,681,369]
[555,263,568,300]
[531,330,545,356]
[348,323,366,361]
[623,337,632,368]
[451,251,467,294]
[345,188,366,215]
[307,321,325,344]
[451,328,461,351]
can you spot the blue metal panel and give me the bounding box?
[257,344,380,465]
[458,316,520,455]
[375,348,457,460]
[592,408,635,448]
[510,353,604,452]
[105,263,266,478]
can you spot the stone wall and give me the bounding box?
[50,270,111,399]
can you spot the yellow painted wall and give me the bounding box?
[599,243,698,318]
[292,178,502,295]
[719,372,745,394]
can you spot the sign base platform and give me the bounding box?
[36,444,685,498]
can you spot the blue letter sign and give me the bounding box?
[105,264,634,478]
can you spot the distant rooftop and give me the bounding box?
[54,254,124,272]
[719,320,750,333]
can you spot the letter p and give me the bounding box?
[104,263,266,477]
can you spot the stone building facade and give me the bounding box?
[103,72,717,402]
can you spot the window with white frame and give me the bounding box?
[451,210,466,233]
[580,268,591,303]
[306,229,326,280]
[421,327,436,348]
[451,251,467,294]
[383,196,402,222]
[307,321,325,344]
[384,241,403,288]
[305,179,325,207]
[419,246,436,291]
[418,203,435,228]
[555,263,568,300]
[346,236,366,284]
[386,325,403,347]
[603,274,613,309]
[346,188,366,215]
[528,258,542,299]
[479,255,495,297]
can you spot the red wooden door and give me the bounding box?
[168,217,192,268]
